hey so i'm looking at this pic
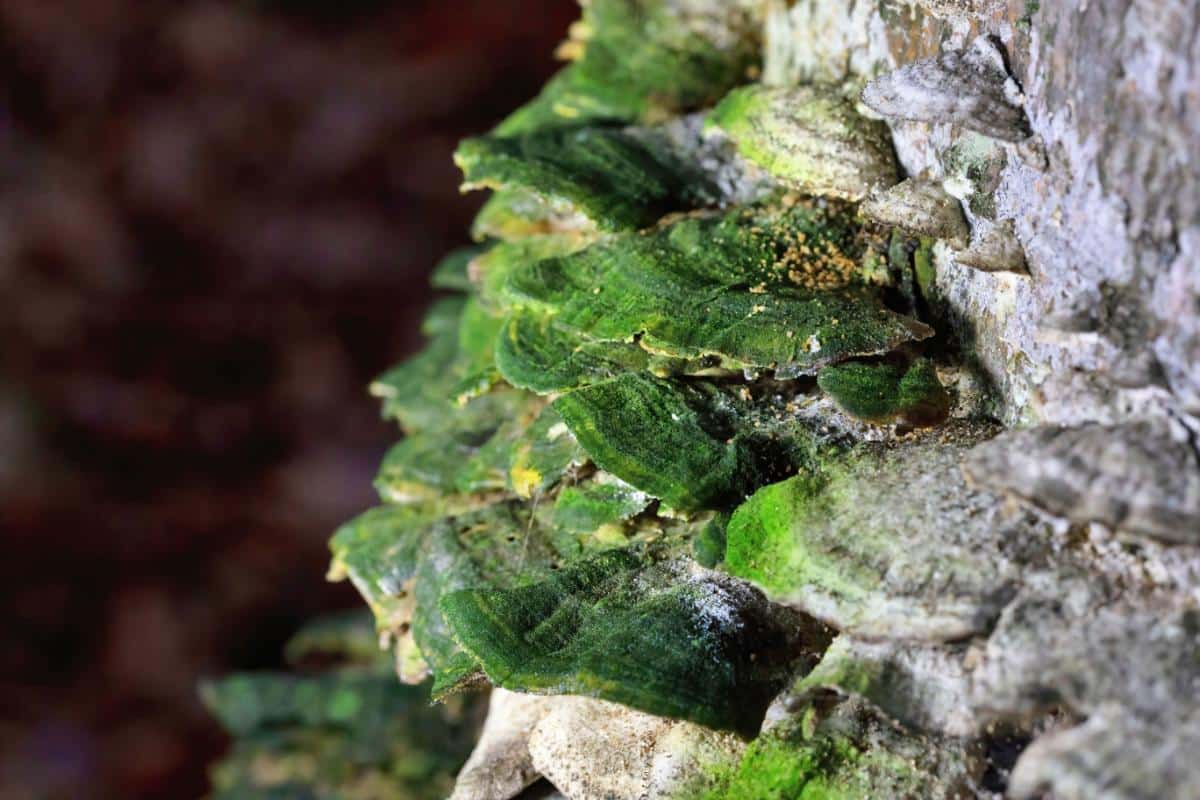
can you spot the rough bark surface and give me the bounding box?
[761,2,1200,797]
[775,0,1200,428]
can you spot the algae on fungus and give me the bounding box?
[455,126,716,233]
[204,0,1200,795]
[441,550,820,736]
[500,203,932,375]
[494,0,761,135]
[707,84,899,200]
[696,694,977,799]
[204,0,1073,797]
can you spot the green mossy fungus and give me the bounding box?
[456,126,715,232]
[495,309,663,394]
[495,0,760,135]
[369,297,465,433]
[552,476,651,534]
[501,204,931,375]
[554,374,746,510]
[210,0,974,794]
[707,84,898,200]
[334,499,602,696]
[204,674,473,799]
[722,468,862,602]
[441,549,811,737]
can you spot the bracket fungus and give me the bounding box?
[707,84,899,200]
[208,2,1200,798]
[202,614,481,799]
[860,178,970,250]
[816,357,951,427]
[861,36,1031,143]
[725,427,1055,641]
[494,0,762,136]
[455,126,717,234]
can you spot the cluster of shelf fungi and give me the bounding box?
[203,3,1200,798]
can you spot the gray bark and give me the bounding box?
[763,3,1200,797]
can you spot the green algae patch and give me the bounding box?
[412,506,547,696]
[791,638,882,701]
[374,427,488,502]
[335,500,600,695]
[694,695,968,800]
[467,235,584,311]
[375,388,582,504]
[504,204,931,374]
[505,405,585,498]
[329,503,446,638]
[284,610,391,671]
[495,0,760,135]
[554,372,840,512]
[372,390,527,503]
[496,308,731,394]
[724,428,1030,641]
[470,187,598,242]
[698,717,864,800]
[457,126,714,232]
[553,373,765,511]
[496,309,659,393]
[332,487,719,698]
[724,470,873,605]
[370,296,508,430]
[452,297,507,402]
[553,474,651,533]
[913,236,937,299]
[203,672,406,738]
[816,357,950,426]
[442,550,810,737]
[414,501,602,683]
[707,84,898,201]
[692,513,729,568]
[452,402,583,497]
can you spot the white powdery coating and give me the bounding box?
[682,565,749,635]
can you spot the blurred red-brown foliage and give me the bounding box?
[0,1,574,797]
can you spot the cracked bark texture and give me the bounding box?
[778,0,1200,428]
[755,2,1200,798]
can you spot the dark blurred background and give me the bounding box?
[0,1,574,797]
